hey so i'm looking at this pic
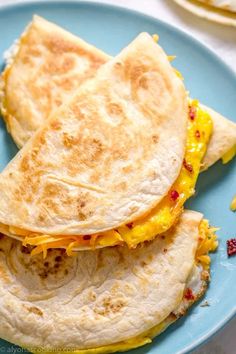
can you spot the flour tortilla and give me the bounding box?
[173,0,236,26]
[201,104,236,170]
[0,15,110,148]
[0,210,208,352]
[0,32,188,237]
[1,16,235,170]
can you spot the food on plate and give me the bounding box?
[0,31,214,255]
[0,210,217,353]
[1,16,236,172]
[172,0,236,27]
[0,15,109,148]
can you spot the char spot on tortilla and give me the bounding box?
[26,306,43,317]
[94,296,127,316]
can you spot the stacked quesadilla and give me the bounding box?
[0,16,235,254]
[0,15,234,353]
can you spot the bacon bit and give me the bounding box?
[21,245,31,254]
[227,238,236,256]
[170,190,179,201]
[184,288,195,301]
[183,158,193,173]
[126,223,133,229]
[163,248,167,253]
[195,130,201,138]
[189,105,196,120]
[83,235,91,241]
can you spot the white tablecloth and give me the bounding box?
[0,0,235,353]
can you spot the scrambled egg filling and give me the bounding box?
[32,220,217,354]
[117,100,212,247]
[12,100,212,257]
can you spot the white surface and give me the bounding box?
[0,0,235,353]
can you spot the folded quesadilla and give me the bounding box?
[1,16,236,169]
[0,15,109,148]
[0,210,217,353]
[0,32,214,254]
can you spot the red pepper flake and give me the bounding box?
[83,235,91,241]
[227,238,236,256]
[126,223,133,229]
[184,288,195,301]
[195,130,201,138]
[170,190,179,201]
[183,158,193,173]
[189,105,196,120]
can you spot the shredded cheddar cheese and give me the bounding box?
[196,219,218,269]
[26,231,123,258]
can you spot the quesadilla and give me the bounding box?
[1,16,235,169]
[0,32,215,254]
[0,15,109,148]
[173,0,236,26]
[0,210,217,353]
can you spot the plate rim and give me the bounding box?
[0,1,235,353]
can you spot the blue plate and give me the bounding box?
[0,1,235,353]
